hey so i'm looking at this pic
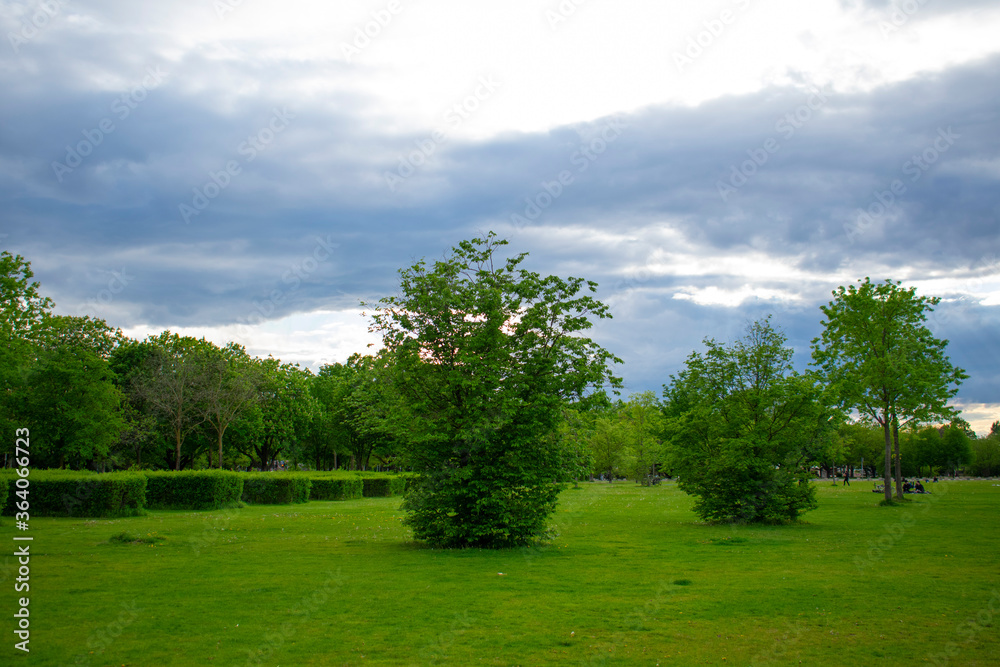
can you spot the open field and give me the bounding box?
[2,480,999,666]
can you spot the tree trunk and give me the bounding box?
[175,427,182,471]
[882,417,892,502]
[892,418,903,500]
[217,428,225,470]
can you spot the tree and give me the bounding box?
[133,332,211,470]
[198,342,259,469]
[811,278,966,502]
[20,343,127,469]
[663,318,829,524]
[589,414,629,482]
[314,354,402,471]
[248,358,317,471]
[365,233,621,548]
[970,423,1000,477]
[0,251,54,446]
[620,391,664,485]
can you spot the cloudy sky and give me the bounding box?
[2,0,999,434]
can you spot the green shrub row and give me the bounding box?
[0,469,411,516]
[1,472,146,518]
[241,474,311,505]
[309,477,363,501]
[145,471,244,510]
[361,474,406,497]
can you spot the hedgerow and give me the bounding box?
[241,474,311,504]
[144,470,244,510]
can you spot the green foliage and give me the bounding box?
[970,427,1000,476]
[240,473,311,504]
[19,343,128,469]
[811,278,966,500]
[359,474,406,497]
[0,471,146,517]
[144,470,244,510]
[663,318,827,524]
[313,354,403,471]
[0,475,7,515]
[366,233,621,547]
[620,391,665,485]
[308,476,363,500]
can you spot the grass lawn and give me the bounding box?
[2,478,999,666]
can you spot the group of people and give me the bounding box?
[870,478,933,493]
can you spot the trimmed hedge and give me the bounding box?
[145,471,244,510]
[1,472,146,518]
[360,474,406,498]
[241,474,311,504]
[309,476,363,501]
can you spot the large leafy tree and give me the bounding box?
[365,233,621,548]
[663,318,830,524]
[0,251,54,445]
[811,278,966,502]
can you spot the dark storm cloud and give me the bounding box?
[1,9,998,407]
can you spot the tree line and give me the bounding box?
[3,239,998,548]
[0,251,403,472]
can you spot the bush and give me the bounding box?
[309,476,363,501]
[1,472,146,518]
[241,474,311,504]
[361,474,406,497]
[144,471,244,510]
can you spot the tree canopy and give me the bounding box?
[811,278,966,501]
[663,318,830,523]
[365,232,621,547]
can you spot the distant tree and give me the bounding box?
[589,414,629,482]
[198,342,259,469]
[249,358,317,470]
[365,233,621,548]
[133,332,212,470]
[970,424,1000,477]
[20,344,127,469]
[621,391,664,485]
[663,318,829,524]
[314,354,402,471]
[811,279,966,502]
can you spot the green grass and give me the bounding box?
[2,479,999,665]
